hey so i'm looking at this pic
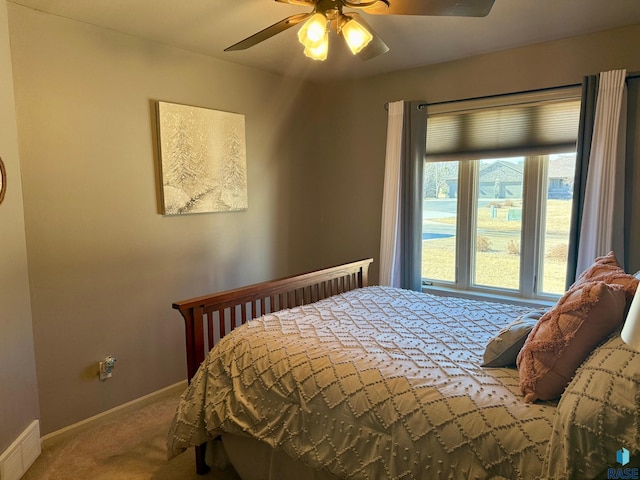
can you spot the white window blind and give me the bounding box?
[426,87,582,161]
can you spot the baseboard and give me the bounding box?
[41,380,187,449]
[0,420,41,480]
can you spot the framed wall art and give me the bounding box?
[156,101,248,215]
[0,156,6,205]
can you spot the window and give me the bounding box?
[421,88,581,301]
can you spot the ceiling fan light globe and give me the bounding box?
[306,22,325,42]
[341,18,373,55]
[303,32,329,60]
[298,13,328,49]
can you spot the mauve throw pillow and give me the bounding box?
[573,251,639,305]
[516,281,626,403]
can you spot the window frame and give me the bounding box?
[421,87,582,303]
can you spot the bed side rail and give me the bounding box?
[173,258,373,382]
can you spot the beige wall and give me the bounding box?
[8,4,319,434]
[0,0,39,453]
[6,0,640,441]
[308,24,640,281]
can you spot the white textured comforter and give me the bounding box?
[167,286,557,479]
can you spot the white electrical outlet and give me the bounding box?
[99,356,117,381]
[99,361,111,380]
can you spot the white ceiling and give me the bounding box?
[9,0,640,81]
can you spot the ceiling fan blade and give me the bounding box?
[225,13,312,51]
[274,0,316,6]
[342,13,389,61]
[362,0,495,17]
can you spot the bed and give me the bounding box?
[167,256,640,479]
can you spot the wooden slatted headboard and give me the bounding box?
[173,258,373,383]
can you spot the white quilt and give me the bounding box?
[167,286,557,479]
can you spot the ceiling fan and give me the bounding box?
[225,0,495,61]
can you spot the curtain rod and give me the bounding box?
[385,84,582,111]
[384,71,638,111]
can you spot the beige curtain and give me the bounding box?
[576,69,628,275]
[379,101,404,287]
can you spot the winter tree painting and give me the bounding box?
[157,102,248,215]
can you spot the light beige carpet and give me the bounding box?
[23,388,241,480]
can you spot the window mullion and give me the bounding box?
[520,156,545,298]
[456,161,476,289]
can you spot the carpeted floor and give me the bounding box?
[23,388,241,480]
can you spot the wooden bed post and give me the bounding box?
[194,445,210,475]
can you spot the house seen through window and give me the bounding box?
[421,87,581,301]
